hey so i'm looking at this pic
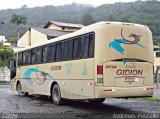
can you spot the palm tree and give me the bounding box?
[10,13,28,40]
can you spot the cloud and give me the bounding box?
[0,0,137,10]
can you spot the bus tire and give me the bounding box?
[17,82,28,96]
[88,98,105,103]
[52,84,63,105]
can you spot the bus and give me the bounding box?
[9,21,154,105]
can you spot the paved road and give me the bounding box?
[0,85,160,119]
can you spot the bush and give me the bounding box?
[0,57,4,67]
[0,46,14,67]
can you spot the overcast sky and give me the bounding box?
[0,0,139,10]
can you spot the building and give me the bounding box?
[154,45,160,73]
[0,36,7,43]
[17,21,84,48]
[44,21,84,31]
[17,28,72,48]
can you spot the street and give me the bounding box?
[0,84,160,119]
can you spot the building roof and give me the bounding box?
[32,28,72,39]
[43,21,84,29]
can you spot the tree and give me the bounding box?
[7,37,17,43]
[10,13,28,40]
[82,13,95,26]
[0,45,14,67]
[21,5,27,9]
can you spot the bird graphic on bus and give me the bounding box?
[109,28,145,54]
[23,68,54,85]
[82,63,87,76]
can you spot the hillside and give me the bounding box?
[0,1,160,44]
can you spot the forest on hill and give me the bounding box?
[0,0,160,44]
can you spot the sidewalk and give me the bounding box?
[153,83,160,98]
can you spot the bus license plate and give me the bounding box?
[125,78,135,82]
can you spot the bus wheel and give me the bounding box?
[88,98,105,103]
[17,82,28,96]
[52,84,63,105]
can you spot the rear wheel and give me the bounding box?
[17,82,28,96]
[88,98,105,103]
[52,84,64,105]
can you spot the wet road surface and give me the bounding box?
[0,84,160,119]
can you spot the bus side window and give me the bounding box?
[18,52,22,66]
[10,60,16,79]
[36,47,42,64]
[89,33,95,58]
[47,44,56,62]
[22,51,31,65]
[31,49,36,64]
[22,52,26,65]
[73,37,82,59]
[81,35,89,58]
[42,46,48,63]
[56,42,63,61]
[63,39,73,60]
[8,54,17,79]
[26,51,31,65]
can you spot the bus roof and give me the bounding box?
[16,21,148,53]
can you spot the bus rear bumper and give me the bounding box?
[95,85,154,98]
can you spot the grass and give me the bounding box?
[138,97,160,102]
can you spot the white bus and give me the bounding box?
[9,21,154,105]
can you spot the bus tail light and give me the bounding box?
[143,88,154,90]
[97,65,103,83]
[103,89,116,92]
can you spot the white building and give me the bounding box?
[0,36,7,43]
[154,45,160,73]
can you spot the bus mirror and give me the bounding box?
[9,60,16,80]
[8,60,16,69]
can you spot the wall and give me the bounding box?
[31,29,48,45]
[0,67,10,82]
[64,27,79,31]
[17,30,29,47]
[154,57,160,73]
[17,28,48,47]
[47,24,62,30]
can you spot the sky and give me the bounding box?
[0,0,138,10]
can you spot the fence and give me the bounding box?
[0,67,10,82]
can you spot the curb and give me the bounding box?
[0,82,10,85]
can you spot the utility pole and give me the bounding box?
[0,21,5,66]
[156,67,160,88]
[4,49,6,67]
[0,21,4,41]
